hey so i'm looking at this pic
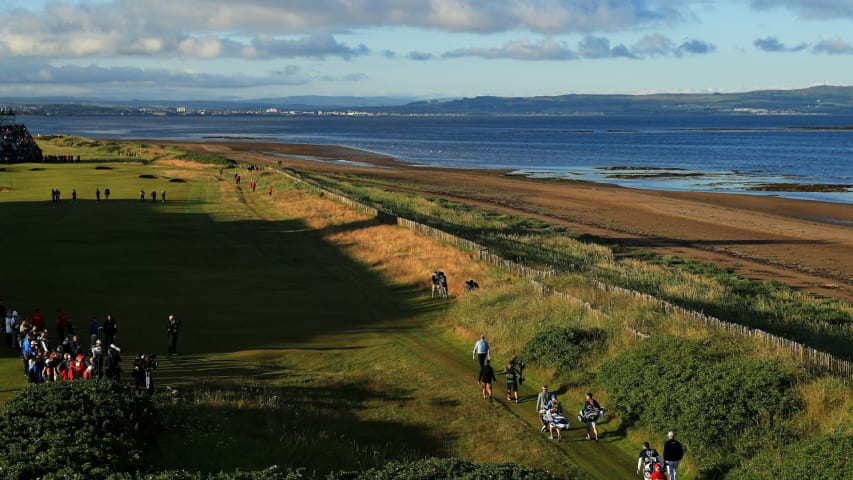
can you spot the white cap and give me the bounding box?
[667,431,675,438]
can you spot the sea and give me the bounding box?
[19,114,853,204]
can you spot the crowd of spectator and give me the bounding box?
[2,298,124,385]
[1,124,43,164]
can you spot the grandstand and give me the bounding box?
[1,107,43,163]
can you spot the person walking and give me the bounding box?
[472,335,490,367]
[544,394,565,440]
[535,385,551,432]
[582,392,603,440]
[637,441,663,479]
[478,359,496,400]
[663,431,684,480]
[504,360,520,403]
[166,314,181,355]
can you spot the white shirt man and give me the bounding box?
[472,335,490,367]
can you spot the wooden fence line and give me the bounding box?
[591,280,853,377]
[276,166,852,377]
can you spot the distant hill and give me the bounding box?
[4,86,853,116]
[383,85,853,115]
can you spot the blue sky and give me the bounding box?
[1,0,852,100]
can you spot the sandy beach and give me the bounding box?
[168,140,853,303]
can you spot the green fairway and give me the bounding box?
[0,156,642,479]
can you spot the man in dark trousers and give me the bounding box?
[103,314,118,347]
[472,335,490,367]
[637,441,663,479]
[663,431,684,480]
[166,315,181,355]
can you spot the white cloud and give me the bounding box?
[444,38,577,60]
[751,0,853,20]
[442,33,714,61]
[0,0,693,62]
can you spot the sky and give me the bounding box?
[1,0,853,101]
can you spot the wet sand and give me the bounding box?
[164,140,853,303]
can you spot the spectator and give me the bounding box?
[4,310,13,348]
[166,314,180,355]
[56,308,70,342]
[103,314,118,346]
[472,335,490,367]
[649,463,666,480]
[105,344,122,382]
[31,308,44,331]
[478,359,496,400]
[504,360,520,403]
[88,316,99,349]
[582,392,603,441]
[535,385,550,432]
[637,442,663,479]
[664,431,684,480]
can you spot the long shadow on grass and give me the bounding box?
[150,380,444,475]
[0,200,439,359]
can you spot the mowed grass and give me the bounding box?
[1,154,634,478]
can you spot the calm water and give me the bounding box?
[20,114,853,204]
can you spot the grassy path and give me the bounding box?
[223,172,638,479]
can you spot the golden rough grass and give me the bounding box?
[267,184,492,297]
[156,159,218,170]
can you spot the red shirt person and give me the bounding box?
[649,463,666,480]
[31,308,45,331]
[56,309,70,340]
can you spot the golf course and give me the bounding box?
[1,136,851,480]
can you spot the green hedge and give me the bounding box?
[726,435,853,480]
[0,381,158,480]
[598,336,800,475]
[0,384,558,480]
[521,326,605,375]
[331,457,560,479]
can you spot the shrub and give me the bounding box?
[726,435,853,480]
[599,336,800,474]
[521,326,605,375]
[0,381,158,480]
[332,457,562,479]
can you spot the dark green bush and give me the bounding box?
[521,326,605,374]
[727,435,853,480]
[0,381,158,480]
[332,457,563,479]
[599,336,800,475]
